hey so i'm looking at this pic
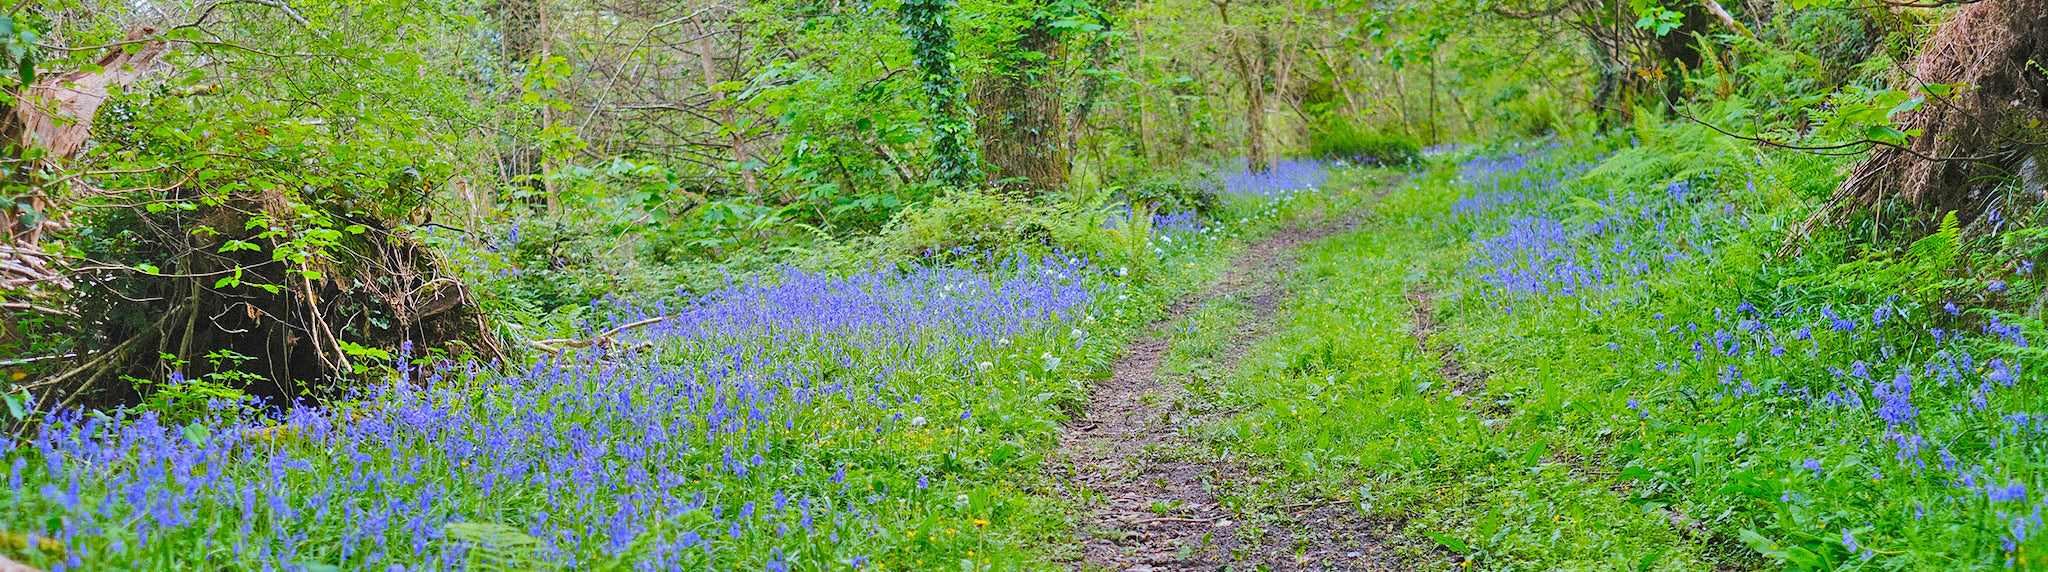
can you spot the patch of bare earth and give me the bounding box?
[1053,210,1402,572]
[1403,288,1500,416]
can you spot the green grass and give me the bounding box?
[1204,130,2048,571]
[1200,170,1717,571]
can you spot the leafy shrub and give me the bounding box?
[131,350,263,426]
[866,188,1188,276]
[1777,8,1876,76]
[1115,175,1222,216]
[485,220,623,313]
[1306,119,1421,166]
[876,189,1041,259]
[1492,86,1570,137]
[1786,211,1975,305]
[876,189,1112,261]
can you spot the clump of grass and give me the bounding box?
[1306,119,1421,167]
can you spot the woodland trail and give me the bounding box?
[1053,206,1405,572]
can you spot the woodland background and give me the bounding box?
[0,0,2034,465]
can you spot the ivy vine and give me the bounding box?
[899,0,981,190]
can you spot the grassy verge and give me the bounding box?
[1211,127,2048,571]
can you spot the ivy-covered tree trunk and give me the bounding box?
[974,12,1068,194]
[1066,4,1118,153]
[902,0,981,190]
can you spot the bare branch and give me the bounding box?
[528,314,679,354]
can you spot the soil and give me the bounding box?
[1053,209,1405,572]
[1404,288,1501,416]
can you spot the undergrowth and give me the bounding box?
[1211,123,2048,571]
[0,163,1385,570]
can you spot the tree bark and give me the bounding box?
[974,14,1068,194]
[1215,0,1268,173]
[693,13,758,196]
[1067,9,1117,154]
[489,0,549,210]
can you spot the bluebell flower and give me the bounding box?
[1990,482,2027,503]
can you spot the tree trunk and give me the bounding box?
[694,13,758,196]
[490,0,548,210]
[1426,51,1440,144]
[1216,0,1268,173]
[1067,9,1117,154]
[1133,22,1151,163]
[974,14,1068,194]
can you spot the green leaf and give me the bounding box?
[182,423,212,446]
[3,391,26,421]
[1862,124,1909,146]
[1885,95,1926,117]
[1423,531,1469,553]
[1738,528,1788,559]
[1636,549,1666,571]
[1522,438,1548,467]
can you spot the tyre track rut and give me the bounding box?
[1054,211,1403,572]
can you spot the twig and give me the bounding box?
[0,353,75,367]
[174,39,324,59]
[1672,108,2018,163]
[1280,499,1334,512]
[0,301,71,316]
[230,0,311,26]
[1699,0,1754,39]
[1855,0,1983,6]
[528,314,680,354]
[1130,516,1213,525]
[28,304,183,400]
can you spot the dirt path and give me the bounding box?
[1054,211,1402,572]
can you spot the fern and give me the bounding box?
[1785,210,1966,304]
[1907,210,1962,270]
